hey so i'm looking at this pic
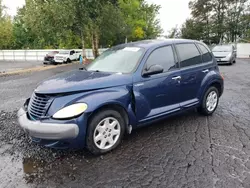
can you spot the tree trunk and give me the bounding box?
[92,30,100,58]
[81,31,86,59]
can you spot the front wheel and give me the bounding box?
[66,58,71,63]
[198,86,219,116]
[86,109,125,155]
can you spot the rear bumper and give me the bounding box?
[17,108,79,140]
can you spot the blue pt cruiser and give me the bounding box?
[18,39,224,155]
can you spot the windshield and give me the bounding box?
[212,46,232,52]
[59,51,69,54]
[86,47,144,73]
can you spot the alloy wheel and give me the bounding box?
[206,91,218,112]
[93,117,121,150]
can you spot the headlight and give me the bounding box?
[53,103,88,119]
[226,53,232,60]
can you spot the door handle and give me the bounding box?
[202,69,209,73]
[172,76,181,80]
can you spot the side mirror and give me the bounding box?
[143,64,164,76]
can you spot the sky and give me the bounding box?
[2,0,191,34]
[147,0,191,34]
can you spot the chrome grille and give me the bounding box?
[28,93,52,120]
[55,56,63,60]
[215,56,226,58]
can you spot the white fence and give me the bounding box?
[237,43,250,58]
[0,43,249,61]
[0,49,107,61]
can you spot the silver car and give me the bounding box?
[212,45,237,65]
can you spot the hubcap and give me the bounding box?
[206,91,218,112]
[93,117,121,150]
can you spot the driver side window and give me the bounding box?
[145,45,176,73]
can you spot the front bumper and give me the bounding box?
[43,60,55,64]
[217,60,230,64]
[216,57,232,64]
[17,108,79,140]
[54,59,65,63]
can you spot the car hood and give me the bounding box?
[212,51,231,57]
[35,70,133,94]
[55,54,68,57]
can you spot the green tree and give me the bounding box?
[118,0,162,42]
[12,7,37,49]
[182,0,250,44]
[181,19,205,41]
[166,26,181,38]
[0,0,13,49]
[9,0,162,53]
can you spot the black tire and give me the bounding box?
[86,109,126,155]
[198,86,219,116]
[66,58,71,63]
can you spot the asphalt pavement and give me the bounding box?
[0,59,250,188]
[0,61,43,73]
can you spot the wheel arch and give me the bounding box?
[209,82,223,97]
[199,79,223,102]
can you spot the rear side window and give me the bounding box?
[145,46,176,72]
[176,43,201,68]
[197,44,212,63]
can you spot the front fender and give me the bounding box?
[47,85,137,127]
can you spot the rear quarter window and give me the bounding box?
[175,43,202,68]
[197,43,213,63]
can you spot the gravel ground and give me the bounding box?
[0,59,250,188]
[0,61,43,73]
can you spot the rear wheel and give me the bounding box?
[86,109,125,155]
[198,86,219,116]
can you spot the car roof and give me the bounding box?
[113,39,199,50]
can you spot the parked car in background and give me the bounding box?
[43,51,59,65]
[54,50,81,64]
[212,45,237,65]
[18,39,224,155]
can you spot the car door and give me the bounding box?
[175,43,214,108]
[133,45,181,124]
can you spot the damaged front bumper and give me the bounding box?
[17,108,79,140]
